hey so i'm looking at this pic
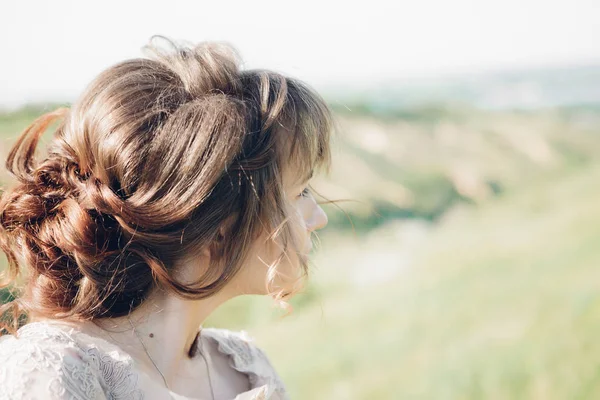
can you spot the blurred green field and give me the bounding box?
[250,162,600,399]
[2,104,600,399]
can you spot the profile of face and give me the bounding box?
[230,164,329,298]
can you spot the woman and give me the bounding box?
[0,36,335,400]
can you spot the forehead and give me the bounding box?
[273,124,315,188]
[269,91,331,191]
[279,142,314,188]
[282,164,313,189]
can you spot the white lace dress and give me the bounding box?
[0,321,289,400]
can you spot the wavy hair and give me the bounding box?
[0,36,335,335]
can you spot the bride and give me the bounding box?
[0,36,334,400]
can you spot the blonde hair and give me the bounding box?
[0,36,336,334]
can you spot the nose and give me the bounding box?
[307,204,328,232]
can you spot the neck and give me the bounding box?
[83,285,234,383]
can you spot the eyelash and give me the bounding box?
[299,187,311,198]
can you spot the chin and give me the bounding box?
[264,272,306,298]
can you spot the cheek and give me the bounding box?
[232,237,277,295]
[234,231,304,295]
[232,201,313,296]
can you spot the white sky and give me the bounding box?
[1,0,599,108]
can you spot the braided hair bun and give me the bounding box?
[0,36,335,334]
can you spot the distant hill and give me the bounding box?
[324,64,600,112]
[319,104,600,230]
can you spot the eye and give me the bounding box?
[298,187,311,198]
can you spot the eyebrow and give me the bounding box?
[302,169,314,184]
[291,169,314,188]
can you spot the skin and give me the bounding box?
[41,164,328,398]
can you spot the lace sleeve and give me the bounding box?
[250,344,289,400]
[205,329,291,400]
[0,335,107,400]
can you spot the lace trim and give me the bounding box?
[0,324,104,400]
[1,322,287,400]
[201,328,289,400]
[8,322,144,400]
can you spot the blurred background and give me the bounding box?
[2,0,600,398]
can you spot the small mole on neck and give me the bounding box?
[149,333,154,338]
